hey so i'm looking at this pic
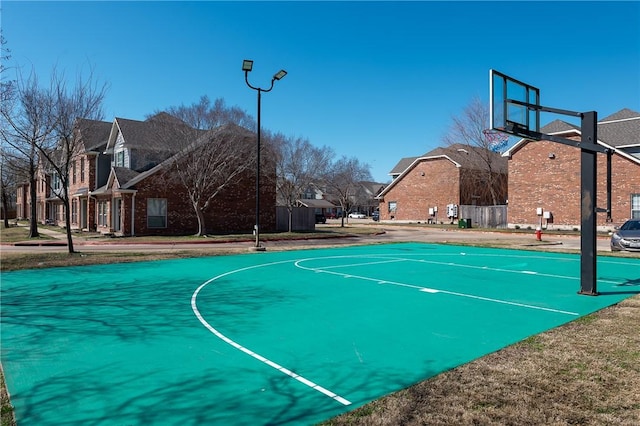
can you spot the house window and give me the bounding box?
[388,201,397,213]
[98,201,108,227]
[632,194,640,219]
[52,173,61,191]
[72,160,77,185]
[72,200,78,224]
[115,150,125,167]
[147,198,167,228]
[80,158,85,183]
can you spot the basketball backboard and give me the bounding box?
[490,69,541,136]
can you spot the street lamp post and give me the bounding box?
[242,59,287,250]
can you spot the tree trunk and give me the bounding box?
[28,173,39,238]
[1,185,9,228]
[195,208,206,237]
[288,207,293,233]
[63,189,75,253]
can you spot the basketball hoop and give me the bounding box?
[482,128,510,151]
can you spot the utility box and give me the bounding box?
[446,204,458,219]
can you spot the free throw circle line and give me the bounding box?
[191,260,352,406]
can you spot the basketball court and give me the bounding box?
[2,243,639,425]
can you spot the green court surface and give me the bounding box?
[2,243,639,425]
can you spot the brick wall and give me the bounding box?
[127,167,276,236]
[508,139,640,228]
[379,159,460,222]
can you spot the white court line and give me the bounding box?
[294,256,579,316]
[410,258,580,281]
[419,288,579,316]
[315,258,409,270]
[191,261,352,407]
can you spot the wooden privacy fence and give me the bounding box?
[459,205,507,228]
[276,206,315,232]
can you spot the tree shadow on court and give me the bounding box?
[0,272,295,361]
[8,355,432,426]
[255,357,440,425]
[597,276,640,295]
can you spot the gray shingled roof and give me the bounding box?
[423,143,508,174]
[539,109,640,148]
[114,112,197,152]
[389,157,418,175]
[503,108,640,162]
[600,108,639,122]
[76,118,112,152]
[540,119,579,134]
[112,167,140,187]
[297,199,336,208]
[116,122,255,189]
[598,108,640,147]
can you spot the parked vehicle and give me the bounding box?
[315,214,327,224]
[348,212,366,219]
[372,211,380,221]
[610,219,640,251]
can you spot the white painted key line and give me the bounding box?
[191,262,352,406]
[294,256,580,316]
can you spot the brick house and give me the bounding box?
[503,108,640,230]
[17,113,276,236]
[376,144,508,222]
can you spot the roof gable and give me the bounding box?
[504,108,640,158]
[389,157,419,176]
[75,118,112,152]
[380,144,506,198]
[118,122,255,190]
[105,112,199,153]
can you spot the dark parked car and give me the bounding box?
[610,219,640,251]
[315,214,327,224]
[372,211,380,221]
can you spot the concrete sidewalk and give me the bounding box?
[1,224,618,254]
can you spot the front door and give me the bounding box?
[81,199,88,230]
[113,198,122,232]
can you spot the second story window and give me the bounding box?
[72,161,77,185]
[80,158,85,183]
[52,173,61,191]
[115,150,125,167]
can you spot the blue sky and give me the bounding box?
[3,1,639,182]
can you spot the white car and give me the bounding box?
[348,212,366,219]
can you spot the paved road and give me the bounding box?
[1,223,614,253]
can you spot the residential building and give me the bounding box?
[377,144,508,222]
[503,108,640,230]
[17,113,276,236]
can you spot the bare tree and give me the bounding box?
[160,124,255,236]
[0,72,56,238]
[0,31,16,228]
[159,95,255,131]
[273,133,334,232]
[1,30,14,107]
[443,97,509,205]
[150,98,261,236]
[35,68,107,253]
[323,156,372,227]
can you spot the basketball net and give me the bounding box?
[483,129,510,152]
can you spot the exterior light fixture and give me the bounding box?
[242,60,254,72]
[242,59,287,250]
